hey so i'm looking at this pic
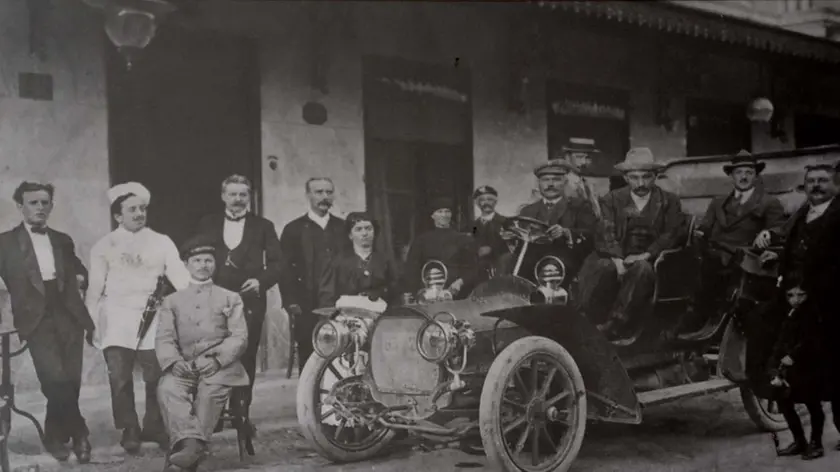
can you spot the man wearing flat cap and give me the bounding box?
[403,197,478,299]
[687,150,784,332]
[515,158,599,275]
[86,182,191,453]
[196,174,281,432]
[156,234,248,472]
[577,148,685,338]
[469,185,507,281]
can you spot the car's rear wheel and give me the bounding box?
[296,354,394,463]
[740,387,809,432]
[479,336,587,472]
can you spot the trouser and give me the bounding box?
[158,374,231,448]
[690,255,735,329]
[577,257,656,328]
[229,304,265,418]
[27,281,88,443]
[294,308,319,373]
[780,399,825,445]
[103,346,164,435]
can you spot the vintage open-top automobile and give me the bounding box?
[295,146,839,471]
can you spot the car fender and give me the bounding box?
[483,304,641,424]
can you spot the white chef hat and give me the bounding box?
[107,182,151,205]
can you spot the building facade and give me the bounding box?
[1,0,839,386]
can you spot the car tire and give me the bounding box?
[740,387,800,432]
[296,354,395,463]
[479,336,587,472]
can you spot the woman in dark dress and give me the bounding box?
[318,212,399,308]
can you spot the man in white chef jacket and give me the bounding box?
[85,182,191,454]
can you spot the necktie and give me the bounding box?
[31,226,47,234]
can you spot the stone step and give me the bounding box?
[637,378,736,408]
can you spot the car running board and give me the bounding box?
[637,378,737,408]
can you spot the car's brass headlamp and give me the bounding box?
[312,315,374,360]
[416,312,475,364]
[532,256,569,305]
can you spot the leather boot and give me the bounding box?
[120,426,142,454]
[72,435,92,464]
[168,438,207,469]
[44,438,70,462]
[802,440,824,460]
[777,441,806,456]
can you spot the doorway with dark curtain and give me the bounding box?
[106,27,261,248]
[363,56,473,271]
[685,99,752,157]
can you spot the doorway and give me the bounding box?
[363,56,473,265]
[686,99,751,157]
[106,27,261,247]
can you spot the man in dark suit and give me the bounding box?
[688,151,785,331]
[279,177,346,373]
[469,186,507,281]
[577,148,685,338]
[0,181,95,463]
[197,174,282,431]
[754,163,840,458]
[516,158,599,277]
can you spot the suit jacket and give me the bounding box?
[596,186,686,260]
[0,224,93,339]
[318,250,399,308]
[518,197,598,240]
[278,214,346,312]
[699,187,785,264]
[469,214,508,262]
[197,213,282,313]
[155,282,249,386]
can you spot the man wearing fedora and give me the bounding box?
[469,185,507,281]
[577,147,686,337]
[687,150,785,332]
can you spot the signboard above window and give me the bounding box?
[546,81,630,177]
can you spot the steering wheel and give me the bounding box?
[501,216,552,244]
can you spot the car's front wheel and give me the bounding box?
[479,336,587,472]
[296,353,395,463]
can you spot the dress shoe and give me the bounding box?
[777,441,806,456]
[120,427,142,454]
[44,439,71,462]
[801,441,824,460]
[169,438,207,469]
[72,436,92,464]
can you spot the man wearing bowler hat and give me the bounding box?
[469,186,507,280]
[686,150,785,333]
[577,148,685,338]
[403,197,478,299]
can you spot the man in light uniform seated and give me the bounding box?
[155,234,249,471]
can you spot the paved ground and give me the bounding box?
[4,371,839,471]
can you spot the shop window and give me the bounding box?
[546,81,630,177]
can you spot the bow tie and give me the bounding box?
[225,214,246,222]
[30,226,47,235]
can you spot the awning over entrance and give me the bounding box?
[539,1,840,64]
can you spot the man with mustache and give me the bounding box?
[86,182,191,454]
[278,177,345,373]
[404,197,478,299]
[753,163,840,457]
[196,174,281,432]
[515,158,599,277]
[0,182,95,463]
[577,148,685,338]
[469,186,507,281]
[686,150,785,333]
[156,233,248,472]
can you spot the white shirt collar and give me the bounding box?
[115,225,148,237]
[630,191,651,210]
[24,222,48,235]
[807,198,834,220]
[190,278,213,285]
[225,209,248,221]
[734,187,755,202]
[543,197,562,206]
[307,210,330,229]
[479,212,496,222]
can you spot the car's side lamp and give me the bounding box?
[417,260,454,303]
[532,256,568,305]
